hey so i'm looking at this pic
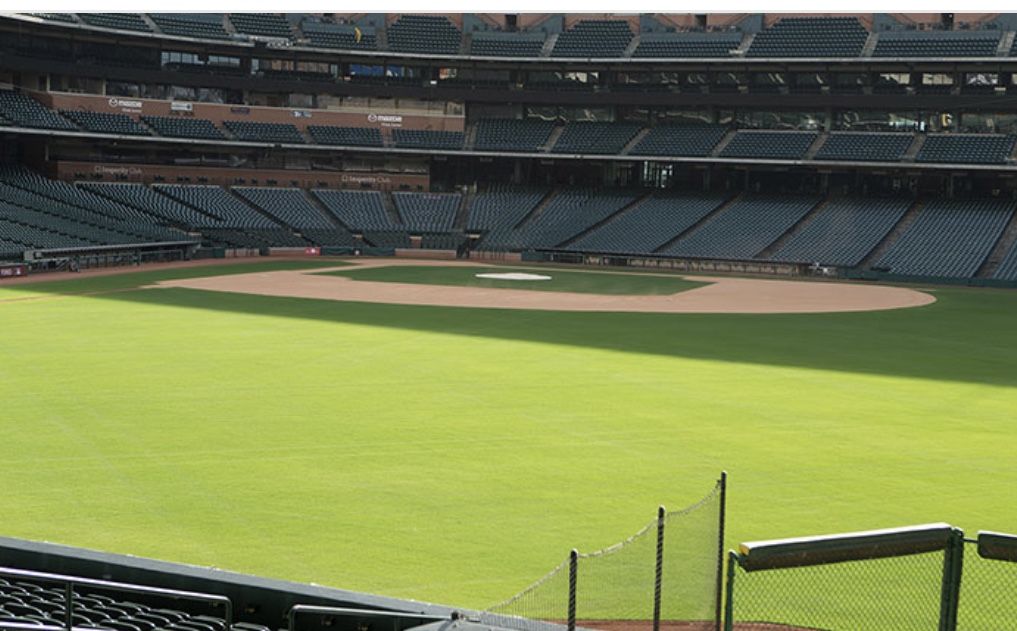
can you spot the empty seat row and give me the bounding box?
[394,192,461,232]
[474,119,554,152]
[552,20,633,58]
[746,17,868,58]
[720,131,818,160]
[552,122,642,154]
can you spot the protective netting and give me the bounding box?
[956,541,1017,630]
[729,550,947,630]
[483,478,724,631]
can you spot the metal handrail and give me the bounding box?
[0,566,233,631]
[286,604,447,631]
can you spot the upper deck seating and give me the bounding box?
[60,110,151,136]
[78,13,151,32]
[551,20,633,57]
[746,17,868,58]
[150,14,230,40]
[228,13,292,38]
[873,30,1003,57]
[301,21,377,50]
[630,125,728,157]
[551,122,642,154]
[387,15,462,55]
[474,119,555,152]
[633,32,743,58]
[719,131,818,159]
[815,133,914,162]
[142,116,227,140]
[470,32,546,57]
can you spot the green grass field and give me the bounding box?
[1,258,1015,617]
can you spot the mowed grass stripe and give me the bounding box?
[0,260,1014,616]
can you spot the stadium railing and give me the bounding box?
[723,526,1017,630]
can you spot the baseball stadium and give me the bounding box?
[0,9,1016,630]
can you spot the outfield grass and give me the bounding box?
[0,259,1015,618]
[318,265,708,295]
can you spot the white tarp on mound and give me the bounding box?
[475,272,552,281]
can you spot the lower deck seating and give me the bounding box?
[875,198,1015,278]
[769,196,913,266]
[393,192,461,232]
[661,194,820,259]
[568,192,730,254]
[79,183,219,229]
[155,184,305,247]
[490,189,637,250]
[234,187,354,246]
[992,239,1017,281]
[467,187,547,250]
[312,189,400,231]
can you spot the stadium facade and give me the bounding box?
[2,12,1017,283]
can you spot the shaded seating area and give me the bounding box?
[769,196,913,266]
[60,110,151,136]
[223,121,305,144]
[630,125,728,157]
[155,184,305,247]
[0,90,77,130]
[551,20,633,57]
[467,187,547,250]
[474,119,555,152]
[470,32,545,57]
[234,187,354,246]
[633,32,742,58]
[307,125,383,147]
[387,15,462,55]
[392,129,464,150]
[915,134,1016,165]
[551,122,642,154]
[499,189,637,250]
[661,194,820,259]
[228,13,292,38]
[312,190,400,231]
[875,198,1015,278]
[77,13,151,32]
[873,30,1003,57]
[746,17,868,57]
[301,21,376,50]
[719,131,818,160]
[814,133,914,162]
[394,192,461,232]
[150,14,230,40]
[142,116,226,140]
[569,192,730,254]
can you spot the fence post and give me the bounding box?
[938,529,965,631]
[653,505,666,631]
[715,471,728,631]
[568,549,578,631]
[64,582,74,631]
[723,551,738,631]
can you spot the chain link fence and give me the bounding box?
[724,526,1017,630]
[956,533,1017,630]
[482,475,726,631]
